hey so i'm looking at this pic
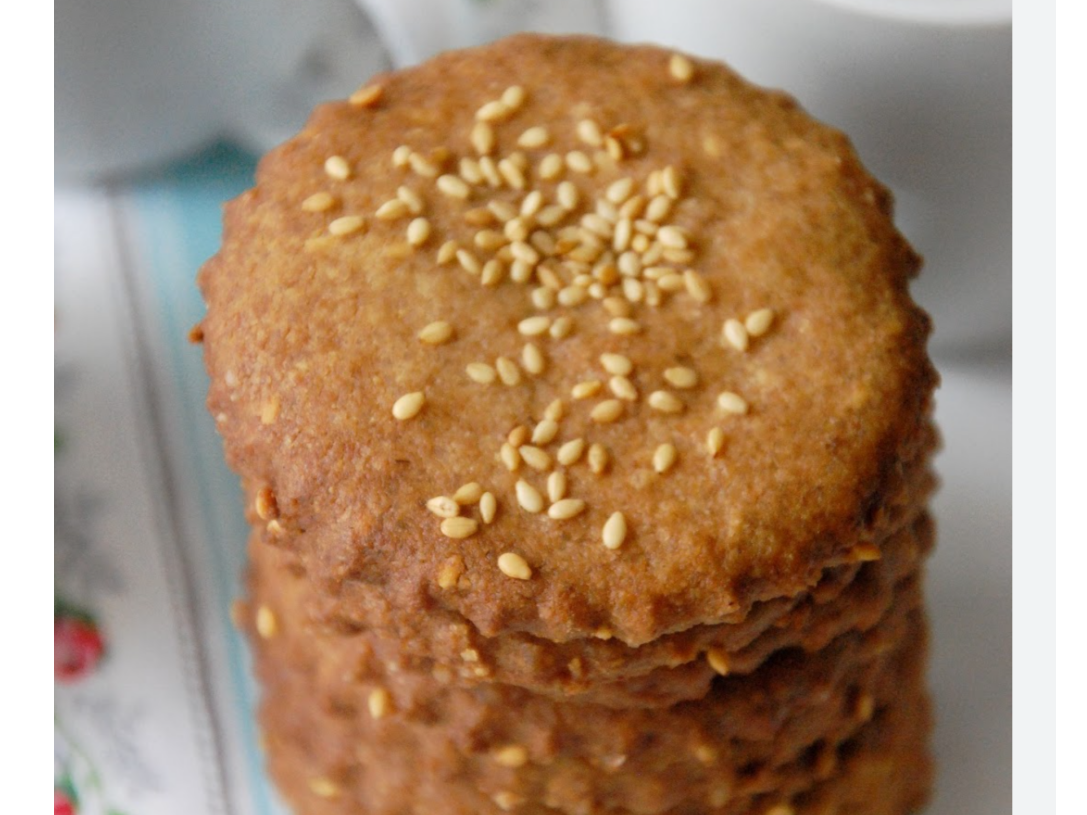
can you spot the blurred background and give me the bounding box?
[54,2,1011,814]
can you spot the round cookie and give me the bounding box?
[199,34,937,647]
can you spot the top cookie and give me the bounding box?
[199,34,935,646]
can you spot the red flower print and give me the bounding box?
[54,787,77,815]
[54,612,105,683]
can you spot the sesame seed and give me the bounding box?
[581,213,613,238]
[457,249,482,275]
[475,229,507,252]
[498,158,527,190]
[255,487,278,520]
[566,150,593,174]
[603,297,632,318]
[745,308,775,337]
[495,356,521,386]
[532,418,559,445]
[518,126,550,149]
[426,495,460,519]
[302,191,335,212]
[622,277,645,303]
[493,744,528,768]
[515,315,550,337]
[539,154,564,181]
[477,99,511,122]
[459,157,485,185]
[588,443,609,474]
[547,470,567,502]
[515,480,544,513]
[706,427,725,457]
[537,204,566,227]
[328,215,365,236]
[557,285,588,307]
[609,375,638,401]
[548,498,586,520]
[723,318,749,351]
[572,380,603,400]
[706,648,729,675]
[644,280,662,307]
[350,82,383,106]
[657,225,689,248]
[477,259,504,287]
[645,195,672,222]
[376,198,410,220]
[480,492,497,524]
[653,443,678,474]
[520,445,552,471]
[669,53,695,82]
[545,399,565,421]
[437,174,471,199]
[392,145,412,167]
[409,152,440,178]
[510,240,540,265]
[498,551,532,580]
[592,399,623,424]
[664,366,698,389]
[256,605,277,638]
[576,119,604,147]
[662,165,682,198]
[853,544,882,562]
[440,516,479,539]
[557,438,586,466]
[602,512,627,549]
[260,397,280,424]
[406,217,431,246]
[500,442,521,471]
[509,259,533,284]
[508,425,530,447]
[453,482,483,504]
[617,251,642,278]
[557,181,580,211]
[613,218,633,253]
[466,362,497,384]
[392,391,425,420]
[324,155,351,180]
[521,190,545,218]
[397,185,425,214]
[549,316,574,338]
[467,121,496,156]
[478,155,502,186]
[717,391,749,414]
[437,240,459,264]
[502,85,526,109]
[684,270,711,302]
[658,272,685,292]
[368,687,392,719]
[600,353,633,376]
[609,317,641,335]
[530,287,555,312]
[664,247,695,265]
[308,777,341,799]
[648,390,684,414]
[522,343,546,375]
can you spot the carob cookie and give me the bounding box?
[199,33,937,815]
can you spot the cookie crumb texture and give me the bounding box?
[199,34,936,815]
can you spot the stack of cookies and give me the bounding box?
[198,35,938,815]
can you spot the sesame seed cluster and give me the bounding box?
[198,34,938,815]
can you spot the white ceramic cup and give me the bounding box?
[605,0,1011,355]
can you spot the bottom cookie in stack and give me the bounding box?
[242,525,932,815]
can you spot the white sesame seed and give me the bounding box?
[501,85,526,109]
[324,155,351,180]
[256,605,277,638]
[392,391,425,420]
[549,316,573,338]
[453,482,483,504]
[657,272,685,293]
[470,120,496,155]
[497,551,532,580]
[515,480,544,514]
[511,240,540,264]
[521,189,544,218]
[475,229,507,252]
[350,82,384,106]
[520,445,551,471]
[588,443,609,474]
[556,181,580,211]
[555,285,586,307]
[537,204,566,227]
[609,317,641,335]
[745,308,775,337]
[644,280,662,307]
[566,151,593,174]
[645,195,672,222]
[662,165,682,198]
[426,496,460,518]
[503,217,530,243]
[457,249,482,275]
[617,251,642,278]
[581,213,613,238]
[392,145,412,167]
[602,512,627,549]
[657,225,689,248]
[603,297,632,318]
[622,278,645,303]
[632,233,652,254]
[409,152,440,178]
[498,158,527,190]
[685,270,712,302]
[669,53,695,82]
[508,425,530,447]
[495,356,521,386]
[717,391,749,414]
[509,259,533,284]
[653,443,678,474]
[418,321,454,345]
[308,777,340,798]
[376,198,410,220]
[706,648,729,676]
[557,438,585,466]
[481,259,507,287]
[480,492,497,523]
[544,399,565,421]
[493,745,528,768]
[477,100,511,122]
[707,427,725,457]
[406,217,431,246]
[609,376,638,401]
[517,126,550,150]
[437,240,459,264]
[328,215,365,236]
[539,153,564,181]
[655,370,695,398]
[515,315,549,337]
[647,390,684,414]
[478,155,502,186]
[440,516,479,539]
[466,362,497,384]
[459,157,485,185]
[723,319,750,351]
[572,380,603,400]
[574,119,601,147]
[437,174,471,199]
[522,343,546,375]
[664,247,695,265]
[603,179,633,206]
[302,191,335,212]
[548,498,586,520]
[591,399,624,423]
[600,353,633,376]
[532,418,559,445]
[613,218,633,252]
[368,687,391,719]
[547,470,567,502]
[500,442,521,471]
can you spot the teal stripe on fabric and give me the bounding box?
[125,144,288,815]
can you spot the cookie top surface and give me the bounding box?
[199,34,935,645]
